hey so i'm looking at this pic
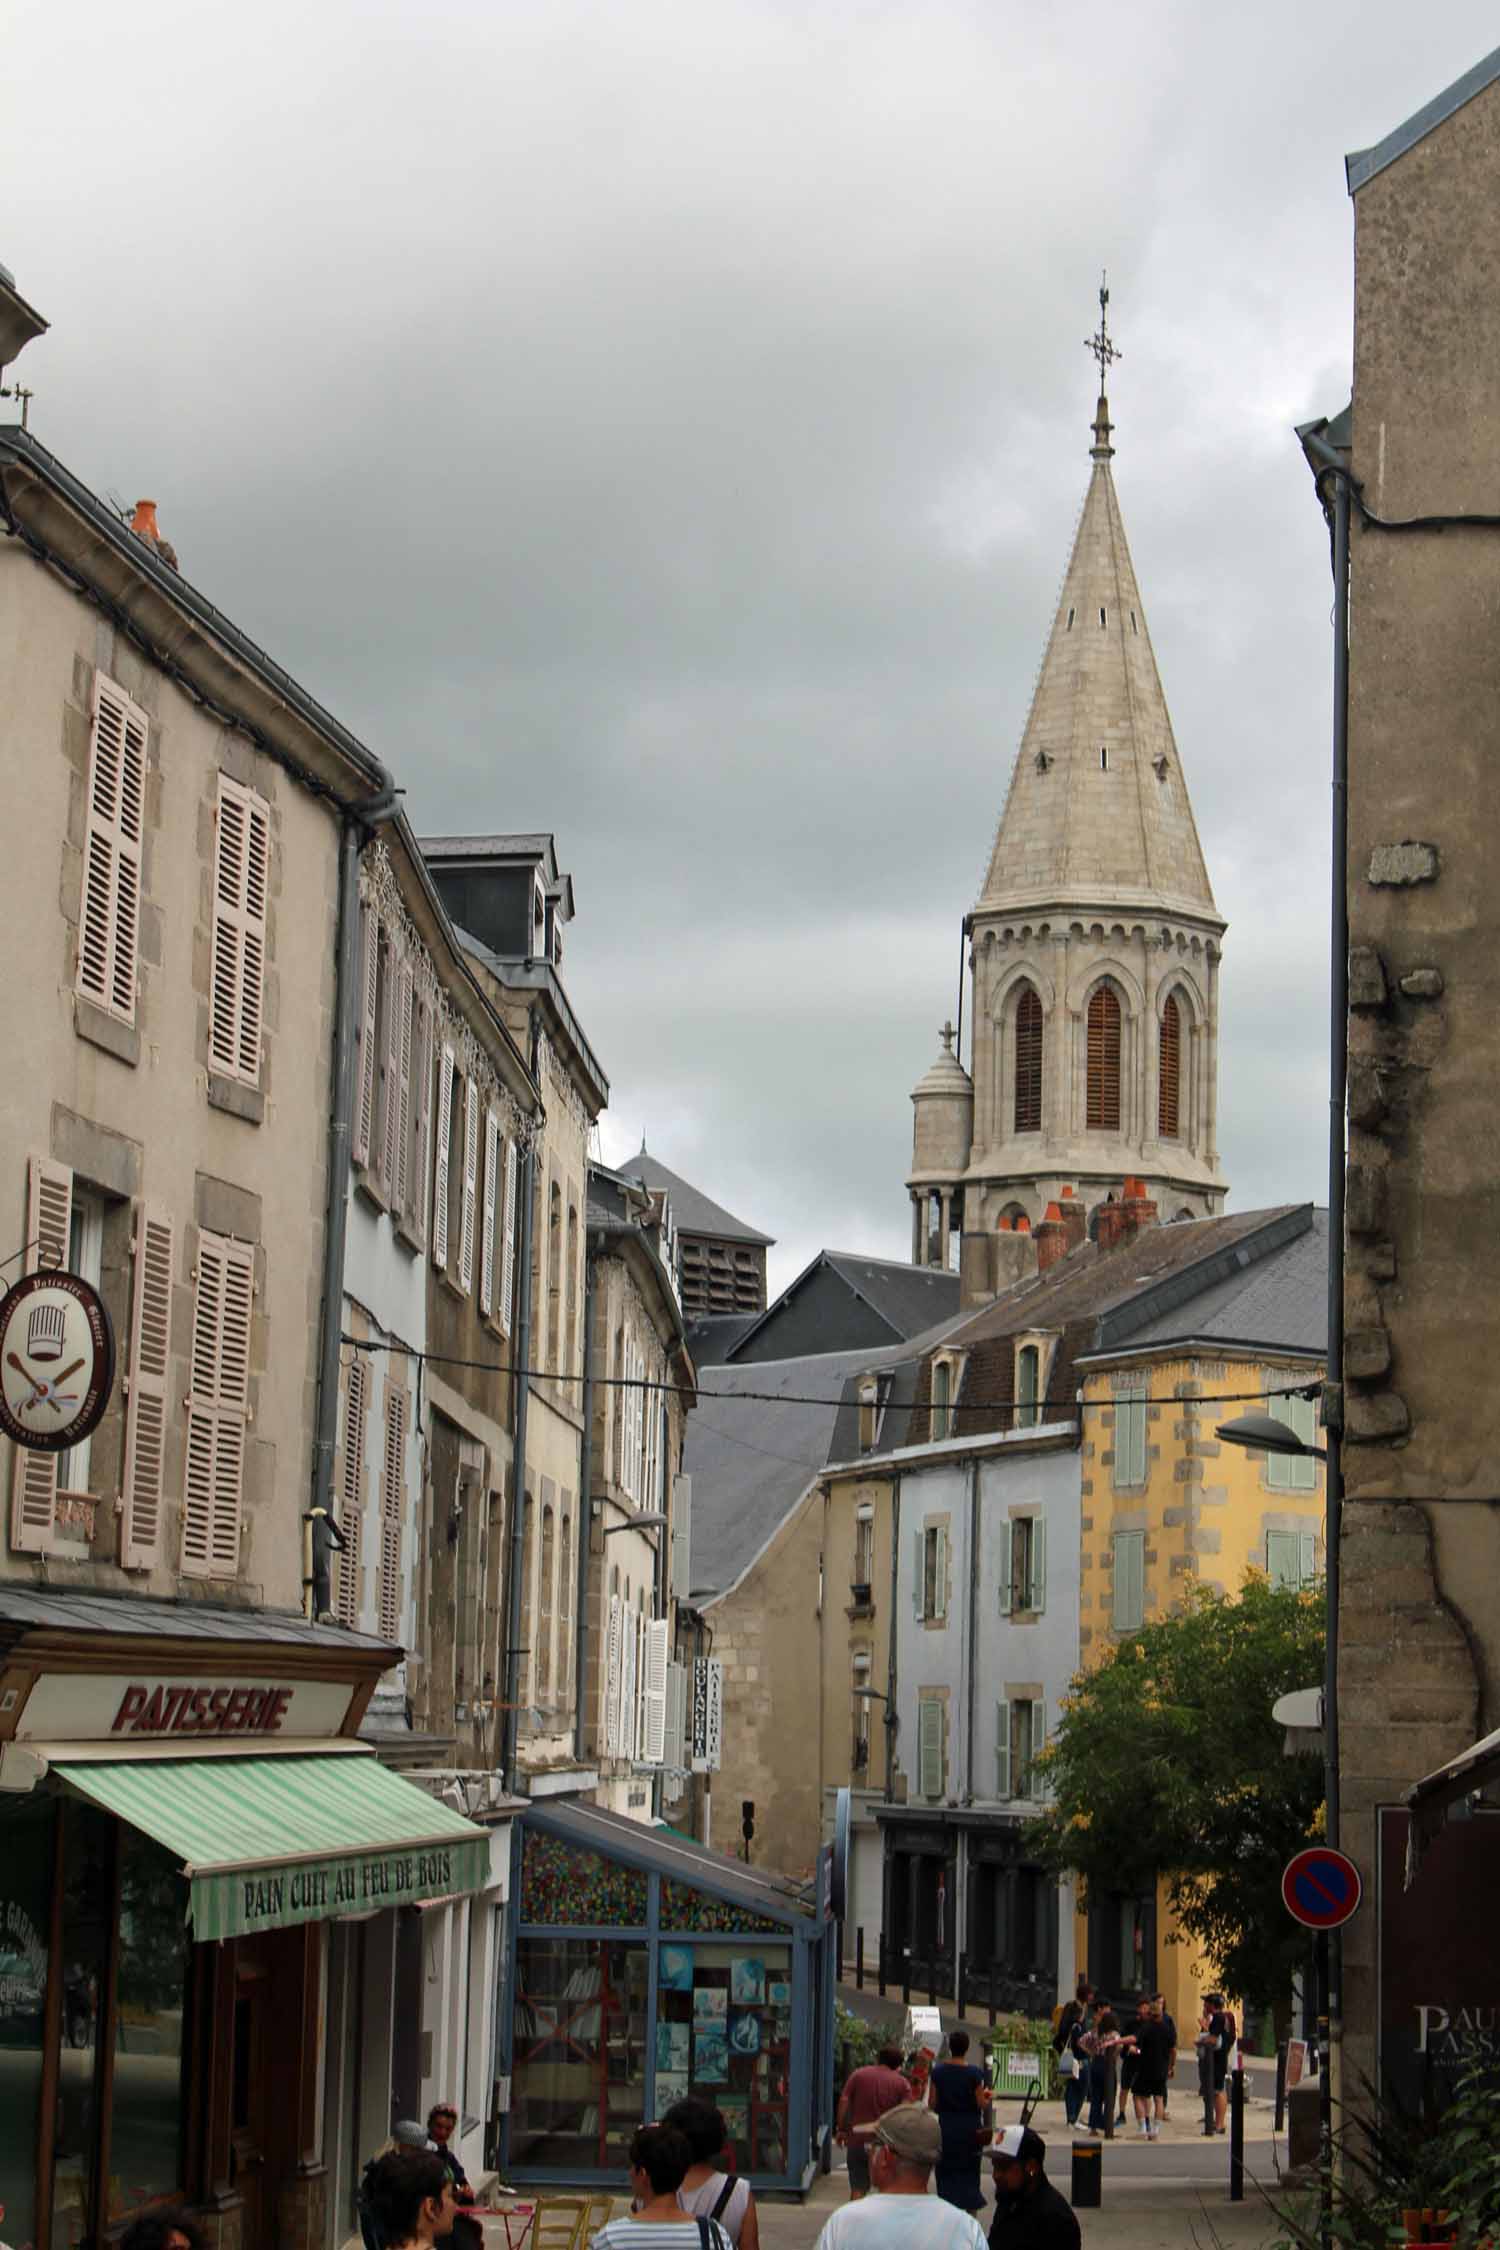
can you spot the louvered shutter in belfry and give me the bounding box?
[209,777,269,1085]
[431,1047,455,1268]
[1086,984,1122,1132]
[480,1109,499,1316]
[9,1157,73,1554]
[458,1079,479,1294]
[334,1355,366,1627]
[1158,994,1181,1138]
[77,673,146,1024]
[120,1205,174,1569]
[182,1233,253,1579]
[378,1390,406,1643]
[1013,983,1043,1133]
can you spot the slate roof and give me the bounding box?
[723,1251,960,1361]
[1347,43,1500,193]
[623,1150,773,1247]
[1086,1208,1328,1359]
[0,1587,396,1656]
[686,1313,762,1368]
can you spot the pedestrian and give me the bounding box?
[361,2151,457,2250]
[360,2124,438,2250]
[119,2213,206,2250]
[1193,2002,1218,2137]
[836,2043,914,2201]
[1129,2000,1173,2140]
[1152,1994,1177,2114]
[927,2030,991,2214]
[1080,2007,1123,2137]
[987,2126,1080,2250]
[664,2098,761,2250]
[427,2105,475,2204]
[1115,2006,1139,2128]
[813,2108,987,2250]
[590,2124,733,2250]
[1052,1991,1090,2131]
[1205,1994,1237,2134]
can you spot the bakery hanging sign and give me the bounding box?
[0,1268,115,1454]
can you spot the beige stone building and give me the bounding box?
[1301,44,1500,2103]
[909,317,1227,1271]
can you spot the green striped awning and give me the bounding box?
[54,1752,492,1941]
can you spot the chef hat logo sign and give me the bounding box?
[27,1301,66,1363]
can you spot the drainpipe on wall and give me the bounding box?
[884,1473,902,1804]
[652,1392,669,1821]
[502,1005,542,1791]
[307,794,398,1619]
[964,1456,980,1803]
[573,1226,602,1762]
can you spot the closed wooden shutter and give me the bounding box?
[663,1659,687,1771]
[932,1524,948,1621]
[77,673,146,1023]
[431,1047,455,1268]
[353,904,379,1166]
[499,1138,519,1333]
[1158,994,1181,1138]
[407,998,433,1243]
[913,1528,926,1618]
[209,776,269,1085]
[995,1699,1011,1798]
[1014,983,1043,1133]
[458,1080,479,1294]
[1029,1699,1047,1798]
[1112,1529,1145,1631]
[1027,1513,1047,1613]
[996,1517,1014,1615]
[918,1698,944,1799]
[604,1593,623,1755]
[182,1232,253,1578]
[1299,1531,1319,1585]
[621,1606,638,1761]
[378,1390,406,1642]
[642,1618,670,1764]
[334,1355,366,1627]
[1086,984,1122,1131]
[1265,1529,1300,1590]
[480,1109,499,1316]
[383,959,413,1201]
[9,1157,74,1554]
[120,1205,174,1569]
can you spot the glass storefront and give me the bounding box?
[109,1827,190,2223]
[652,1939,792,2176]
[0,1794,54,2250]
[511,1937,649,2168]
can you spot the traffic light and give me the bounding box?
[741,1800,755,1861]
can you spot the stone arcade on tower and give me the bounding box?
[909,294,1228,1274]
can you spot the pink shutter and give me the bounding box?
[377,1389,407,1643]
[458,1078,479,1294]
[9,1157,73,1555]
[120,1206,174,1569]
[353,904,379,1167]
[77,673,146,1024]
[480,1109,499,1316]
[182,1232,253,1578]
[432,1047,455,1268]
[335,1355,366,1628]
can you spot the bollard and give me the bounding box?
[1070,2138,1102,2209]
[1275,2041,1287,2134]
[1229,2051,1245,2202]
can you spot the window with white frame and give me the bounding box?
[1264,1383,1320,1492]
[77,672,147,1026]
[1015,1342,1042,1429]
[996,1696,1046,1799]
[914,1522,948,1622]
[853,1504,875,1594]
[852,1651,872,1770]
[431,1047,456,1268]
[998,1513,1046,1615]
[1113,1372,1148,1487]
[1266,1528,1320,1590]
[1112,1528,1145,1631]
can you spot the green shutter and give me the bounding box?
[1113,1530,1144,1631]
[1299,1531,1319,1585]
[997,1518,1014,1615]
[1266,1529,1299,1590]
[919,1699,944,1799]
[1029,1699,1047,1797]
[995,1698,1011,1799]
[913,1529,926,1619]
[933,1525,948,1622]
[1029,1514,1047,1614]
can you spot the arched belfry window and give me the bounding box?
[1014,984,1043,1134]
[1086,985,1122,1132]
[1159,995,1182,1139]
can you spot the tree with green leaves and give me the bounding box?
[1025,1574,1325,2028]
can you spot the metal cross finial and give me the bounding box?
[1086,272,1121,390]
[940,1020,956,1055]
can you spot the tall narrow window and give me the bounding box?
[931,1360,951,1442]
[1015,1343,1040,1429]
[77,672,147,1024]
[334,1354,366,1627]
[1159,994,1181,1139]
[538,1504,555,1695]
[1086,985,1122,1132]
[546,1181,563,1371]
[377,1389,406,1643]
[209,775,269,1086]
[182,1231,254,1579]
[1013,984,1043,1134]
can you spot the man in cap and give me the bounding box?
[987,2127,1079,2250]
[814,2106,987,2250]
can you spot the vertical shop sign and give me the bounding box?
[691,1659,723,1773]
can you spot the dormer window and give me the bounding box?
[931,1360,951,1441]
[1016,1344,1040,1428]
[858,1378,880,1453]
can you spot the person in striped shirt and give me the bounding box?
[591,2125,732,2250]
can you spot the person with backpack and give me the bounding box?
[590,2125,733,2250]
[1050,1990,1092,2129]
[663,2099,760,2250]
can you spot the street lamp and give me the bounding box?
[600,1511,669,1535]
[1216,1412,1327,1461]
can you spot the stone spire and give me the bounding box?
[978,335,1219,925]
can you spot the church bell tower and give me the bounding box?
[908,285,1228,1267]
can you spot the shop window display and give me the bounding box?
[520,1830,647,1927]
[654,1941,792,2178]
[510,1937,648,2168]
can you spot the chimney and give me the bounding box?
[130,498,180,572]
[1035,1201,1069,1273]
[1122,1176,1160,1240]
[993,1221,1039,1292]
[1096,1178,1161,1257]
[1095,1191,1128,1255]
[1058,1185,1087,1255]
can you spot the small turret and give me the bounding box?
[906,1022,974,1269]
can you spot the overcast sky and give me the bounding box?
[7,2,1492,1293]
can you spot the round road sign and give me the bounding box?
[1282,1846,1363,1930]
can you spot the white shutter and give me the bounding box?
[120,1205,174,1569]
[604,1595,623,1756]
[1029,1699,1047,1798]
[997,1517,1014,1615]
[431,1047,455,1268]
[480,1108,499,1316]
[995,1699,1011,1799]
[621,1608,638,1760]
[1299,1530,1318,1586]
[353,904,378,1166]
[933,1524,948,1621]
[913,1529,926,1619]
[77,673,146,1023]
[663,1659,687,1771]
[334,1356,366,1627]
[499,1137,519,1332]
[1266,1529,1299,1590]
[382,958,412,1201]
[378,1390,407,1643]
[9,1157,74,1554]
[209,775,269,1085]
[1028,1514,1047,1614]
[671,1473,692,1603]
[918,1699,943,1799]
[182,1232,253,1579]
[408,998,433,1244]
[643,1619,670,1764]
[458,1079,479,1295]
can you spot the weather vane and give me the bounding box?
[1086,272,1121,391]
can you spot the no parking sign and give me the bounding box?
[1282,1846,1363,1929]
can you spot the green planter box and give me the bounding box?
[988,2045,1052,2100]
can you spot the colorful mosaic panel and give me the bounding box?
[659,1877,788,1934]
[520,1829,647,1926]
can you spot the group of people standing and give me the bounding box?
[1052,1982,1237,2140]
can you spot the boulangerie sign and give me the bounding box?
[691,1658,722,1772]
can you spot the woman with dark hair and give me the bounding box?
[662,2099,760,2250]
[926,2029,990,2213]
[590,2125,733,2250]
[362,2150,456,2250]
[119,2212,207,2250]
